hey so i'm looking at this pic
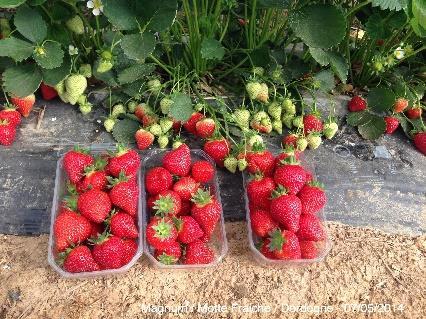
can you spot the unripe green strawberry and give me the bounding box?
[149,123,162,136]
[112,104,126,118]
[172,139,183,149]
[101,50,113,60]
[97,59,113,73]
[66,16,84,34]
[158,135,169,148]
[282,113,294,129]
[104,117,116,132]
[127,101,137,113]
[271,67,283,81]
[64,74,87,105]
[252,66,265,76]
[272,119,282,134]
[77,94,88,105]
[233,109,250,129]
[160,98,173,114]
[373,61,384,72]
[224,156,238,173]
[256,83,269,103]
[296,137,308,151]
[148,79,162,93]
[282,98,296,114]
[246,82,262,100]
[253,111,268,122]
[292,115,304,128]
[79,64,92,78]
[307,133,322,149]
[237,158,248,171]
[323,122,338,139]
[268,102,282,120]
[79,102,92,115]
[194,103,204,112]
[248,134,263,147]
[160,118,173,133]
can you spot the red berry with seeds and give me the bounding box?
[0,106,21,127]
[40,83,58,100]
[246,175,275,210]
[191,160,215,183]
[77,189,112,223]
[300,241,320,259]
[413,132,426,155]
[162,144,191,176]
[282,134,298,148]
[250,209,278,238]
[110,211,139,239]
[298,182,327,215]
[173,176,200,201]
[268,229,301,260]
[183,240,214,265]
[246,148,275,176]
[145,166,173,196]
[191,189,221,240]
[108,173,139,216]
[348,96,367,112]
[146,217,178,250]
[10,94,35,117]
[92,235,126,269]
[135,128,155,150]
[121,239,138,265]
[297,214,326,241]
[152,190,182,216]
[63,147,94,184]
[203,137,231,167]
[260,238,277,259]
[273,157,306,195]
[270,186,302,232]
[0,119,16,146]
[54,207,92,251]
[154,241,182,265]
[195,118,216,138]
[406,107,422,119]
[393,98,408,113]
[303,113,323,134]
[175,215,204,244]
[62,245,100,273]
[107,145,140,178]
[384,116,399,134]
[183,112,204,134]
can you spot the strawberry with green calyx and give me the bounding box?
[183,240,214,265]
[323,119,339,139]
[147,79,162,93]
[413,131,426,155]
[78,188,112,223]
[224,156,238,173]
[281,113,294,129]
[247,132,264,148]
[146,217,178,250]
[145,166,173,195]
[77,159,108,193]
[191,160,215,183]
[183,112,204,134]
[66,15,84,34]
[0,104,21,127]
[127,100,137,113]
[246,82,262,100]
[191,189,221,240]
[153,190,182,217]
[246,144,275,176]
[108,171,139,216]
[270,185,302,232]
[59,245,100,273]
[97,59,114,74]
[79,64,92,78]
[232,108,251,130]
[135,128,154,150]
[292,115,304,128]
[135,103,153,123]
[267,101,282,120]
[107,144,140,178]
[162,143,191,176]
[112,104,126,118]
[250,209,278,238]
[273,156,306,195]
[203,136,231,167]
[10,94,35,118]
[64,146,95,184]
[79,102,92,115]
[175,216,204,244]
[40,83,58,101]
[303,112,323,135]
[268,229,301,260]
[282,133,298,148]
[297,214,326,241]
[274,145,301,168]
[91,233,127,269]
[109,210,139,239]
[348,95,367,112]
[157,135,170,149]
[406,107,422,119]
[393,98,409,113]
[104,117,116,132]
[195,118,216,139]
[160,97,174,115]
[250,111,272,134]
[259,238,277,259]
[307,132,322,149]
[296,136,308,151]
[282,98,296,114]
[155,241,182,265]
[173,177,200,201]
[300,241,320,259]
[160,117,174,133]
[257,83,269,103]
[298,181,327,215]
[149,123,162,136]
[246,174,275,210]
[384,116,399,134]
[0,119,16,146]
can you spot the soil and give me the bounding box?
[1,222,425,319]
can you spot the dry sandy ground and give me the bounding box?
[0,222,425,319]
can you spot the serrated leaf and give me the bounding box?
[122,80,145,98]
[372,0,407,11]
[309,48,330,66]
[3,64,42,97]
[347,110,373,126]
[358,115,386,140]
[289,4,346,48]
[103,0,138,30]
[42,55,71,86]
[313,70,335,92]
[412,0,426,29]
[394,114,412,138]
[250,46,271,66]
[366,14,392,39]
[148,0,177,32]
[112,118,140,144]
[200,38,225,60]
[14,5,47,43]
[117,63,156,85]
[169,93,193,121]
[49,2,73,22]
[121,32,156,61]
[0,37,34,62]
[33,41,64,69]
[0,0,26,8]
[367,87,396,112]
[329,52,348,83]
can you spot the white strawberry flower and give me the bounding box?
[87,0,104,16]
[68,45,78,56]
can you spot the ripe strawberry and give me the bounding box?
[77,161,108,192]
[195,118,216,138]
[250,209,278,238]
[305,170,313,183]
[191,160,215,183]
[300,241,319,259]
[274,147,300,168]
[246,148,275,177]
[145,167,173,195]
[282,134,298,148]
[0,120,16,146]
[63,147,94,184]
[146,217,178,250]
[406,107,422,119]
[54,208,92,251]
[153,190,182,216]
[121,239,138,265]
[154,241,182,265]
[246,175,275,210]
[107,145,140,178]
[0,106,21,126]
[347,96,367,112]
[40,83,58,100]
[183,112,204,134]
[298,182,326,215]
[175,216,204,244]
[110,211,139,238]
[180,200,192,216]
[92,235,126,269]
[273,157,306,195]
[268,229,301,260]
[191,189,221,240]
[173,177,200,201]
[270,186,302,232]
[303,113,323,134]
[77,189,112,223]
[108,173,139,216]
[384,116,399,134]
[135,103,152,122]
[413,132,426,155]
[393,98,408,113]
[135,128,154,150]
[183,240,214,265]
[259,238,276,259]
[10,94,35,117]
[62,246,100,273]
[162,144,191,176]
[203,137,231,167]
[297,214,326,241]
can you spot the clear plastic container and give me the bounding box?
[242,154,332,266]
[47,144,144,278]
[141,149,228,269]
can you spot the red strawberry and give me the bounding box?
[183,240,214,265]
[135,128,154,150]
[260,238,276,259]
[273,157,306,195]
[300,241,319,259]
[54,207,92,251]
[107,145,140,178]
[77,189,112,223]
[183,112,204,134]
[303,114,323,134]
[175,216,204,244]
[298,182,327,215]
[173,176,200,201]
[246,148,275,176]
[147,195,156,211]
[40,83,58,100]
[180,200,191,216]
[152,190,182,216]
[92,235,126,269]
[108,173,139,216]
[63,147,94,184]
[110,211,139,238]
[0,106,21,126]
[268,229,301,260]
[297,214,326,241]
[0,119,16,146]
[406,107,422,119]
[250,209,278,238]
[62,245,100,273]
[246,175,275,210]
[154,241,182,265]
[413,132,426,155]
[274,147,300,168]
[146,217,178,250]
[10,94,35,117]
[191,189,221,240]
[348,96,367,112]
[269,186,302,232]
[172,119,182,132]
[305,170,313,183]
[203,137,231,167]
[195,118,216,138]
[162,144,191,176]
[90,222,104,238]
[393,98,408,113]
[384,116,399,134]
[191,160,215,183]
[282,134,298,148]
[145,166,173,195]
[77,160,108,192]
[121,239,138,265]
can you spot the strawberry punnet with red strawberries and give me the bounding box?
[162,143,191,176]
[107,144,140,178]
[191,189,221,240]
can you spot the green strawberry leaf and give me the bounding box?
[412,0,426,30]
[346,110,373,126]
[365,13,392,39]
[0,0,26,8]
[147,0,177,32]
[42,55,71,86]
[367,87,396,112]
[169,93,193,122]
[309,48,348,83]
[309,48,330,66]
[33,41,64,69]
[14,5,47,43]
[313,69,335,92]
[371,0,407,11]
[28,0,47,5]
[122,80,145,98]
[3,64,42,97]
[112,118,140,144]
[0,37,34,62]
[357,115,386,140]
[200,38,225,61]
[394,114,412,138]
[258,0,291,8]
[117,63,156,85]
[103,0,138,30]
[121,32,156,61]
